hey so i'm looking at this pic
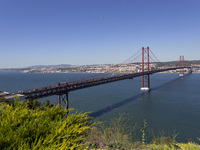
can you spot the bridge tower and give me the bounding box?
[179,56,184,77]
[140,47,150,91]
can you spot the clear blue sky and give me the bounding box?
[0,0,200,68]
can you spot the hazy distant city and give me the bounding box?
[2,61,200,73]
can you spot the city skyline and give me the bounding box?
[0,0,200,68]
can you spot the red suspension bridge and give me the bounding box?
[0,47,191,108]
[10,47,191,109]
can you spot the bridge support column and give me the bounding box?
[58,82,69,115]
[58,82,61,107]
[66,90,69,115]
[141,47,150,91]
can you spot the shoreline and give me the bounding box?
[0,70,200,74]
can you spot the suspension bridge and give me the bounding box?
[1,47,191,109]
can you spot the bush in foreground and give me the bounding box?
[146,142,200,150]
[85,114,138,149]
[0,98,95,150]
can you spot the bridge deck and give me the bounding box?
[17,67,189,99]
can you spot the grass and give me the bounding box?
[85,114,141,149]
[146,142,200,150]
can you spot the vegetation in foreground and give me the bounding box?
[0,97,200,150]
[0,97,95,149]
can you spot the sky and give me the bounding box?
[0,0,200,68]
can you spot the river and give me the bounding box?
[0,71,199,143]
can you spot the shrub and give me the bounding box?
[151,136,177,147]
[177,142,200,149]
[0,98,95,149]
[85,113,137,149]
[25,99,54,110]
[147,144,177,150]
[147,142,200,150]
[0,96,14,106]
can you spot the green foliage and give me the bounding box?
[146,142,200,150]
[141,119,147,145]
[0,96,14,106]
[176,142,200,150]
[150,136,177,148]
[149,130,179,149]
[0,98,95,150]
[25,99,54,110]
[146,144,177,150]
[85,113,137,149]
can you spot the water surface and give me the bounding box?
[0,71,199,143]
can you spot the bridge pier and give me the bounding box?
[58,82,69,115]
[140,47,150,91]
[58,93,69,114]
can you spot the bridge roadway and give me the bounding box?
[16,67,191,100]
